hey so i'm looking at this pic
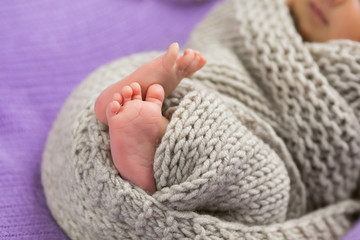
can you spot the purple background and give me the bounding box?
[0,0,359,239]
[0,0,219,239]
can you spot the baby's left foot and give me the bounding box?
[106,82,164,194]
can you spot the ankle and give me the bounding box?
[158,117,169,141]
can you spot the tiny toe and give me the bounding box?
[113,92,122,103]
[121,86,133,104]
[130,82,142,100]
[184,53,201,77]
[199,56,207,67]
[176,49,194,71]
[145,84,165,107]
[106,101,121,119]
[185,52,207,77]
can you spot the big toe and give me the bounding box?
[163,42,179,69]
[145,84,165,107]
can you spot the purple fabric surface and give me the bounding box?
[344,221,360,240]
[0,0,220,239]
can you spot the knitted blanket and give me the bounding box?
[42,0,360,239]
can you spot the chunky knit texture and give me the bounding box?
[42,0,360,239]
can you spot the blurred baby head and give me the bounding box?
[287,0,360,42]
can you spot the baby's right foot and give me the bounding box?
[130,42,207,97]
[106,82,165,194]
[95,43,206,124]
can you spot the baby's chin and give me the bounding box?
[298,23,318,42]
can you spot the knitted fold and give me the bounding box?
[153,80,289,225]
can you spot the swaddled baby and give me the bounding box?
[41,0,360,238]
[94,0,360,194]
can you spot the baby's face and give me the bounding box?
[288,0,360,42]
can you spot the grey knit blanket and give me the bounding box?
[42,0,360,239]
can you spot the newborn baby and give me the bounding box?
[94,0,360,194]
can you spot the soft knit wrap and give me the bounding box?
[42,0,360,239]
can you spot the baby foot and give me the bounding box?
[161,42,207,80]
[129,42,207,99]
[106,82,164,194]
[95,43,206,124]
